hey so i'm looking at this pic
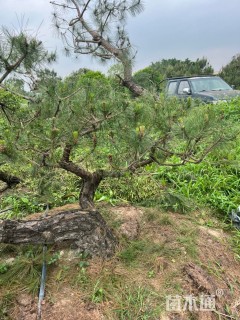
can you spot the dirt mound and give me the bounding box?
[1,204,240,320]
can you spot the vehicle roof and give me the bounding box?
[166,75,219,81]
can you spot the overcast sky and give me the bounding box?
[1,0,240,77]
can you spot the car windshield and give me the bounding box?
[190,77,232,93]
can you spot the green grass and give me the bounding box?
[175,223,198,259]
[231,229,240,261]
[0,246,42,294]
[118,240,167,267]
[111,285,161,320]
[0,292,15,320]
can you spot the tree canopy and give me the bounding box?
[220,54,240,89]
[0,27,55,85]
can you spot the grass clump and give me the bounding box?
[0,292,15,320]
[231,229,240,261]
[175,223,198,259]
[0,245,43,294]
[111,285,161,320]
[118,240,166,267]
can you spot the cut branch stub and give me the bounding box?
[0,209,117,258]
[0,171,21,187]
[0,171,21,194]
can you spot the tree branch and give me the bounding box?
[51,0,144,95]
[59,143,91,179]
[0,84,36,102]
[0,52,28,84]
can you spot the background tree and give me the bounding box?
[0,88,24,193]
[133,58,214,91]
[220,54,240,89]
[51,0,144,96]
[0,26,55,85]
[0,26,55,192]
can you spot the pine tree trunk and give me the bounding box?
[0,209,117,258]
[79,174,102,210]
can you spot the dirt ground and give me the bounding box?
[2,204,240,320]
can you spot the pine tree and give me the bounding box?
[51,0,144,96]
[0,26,55,192]
[220,54,240,89]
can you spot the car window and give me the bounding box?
[190,77,232,92]
[178,81,190,94]
[167,81,178,95]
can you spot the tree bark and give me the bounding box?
[79,174,103,210]
[0,209,117,258]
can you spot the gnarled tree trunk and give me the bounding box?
[79,174,103,210]
[59,146,105,210]
[0,209,117,257]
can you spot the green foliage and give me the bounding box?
[153,131,240,215]
[0,89,22,110]
[0,26,238,219]
[0,292,14,320]
[97,173,193,213]
[0,245,42,294]
[220,54,240,89]
[0,26,55,83]
[0,89,23,163]
[0,194,44,218]
[1,79,238,217]
[97,174,161,203]
[149,98,240,216]
[0,263,9,274]
[48,251,61,266]
[153,157,240,215]
[118,239,175,266]
[113,285,160,320]
[91,281,105,303]
[231,230,240,260]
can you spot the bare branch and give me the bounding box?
[81,0,92,18]
[50,1,76,10]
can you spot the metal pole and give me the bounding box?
[37,243,47,320]
[37,204,49,320]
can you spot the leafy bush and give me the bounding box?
[154,161,240,214]
[152,99,240,216]
[97,174,162,204]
